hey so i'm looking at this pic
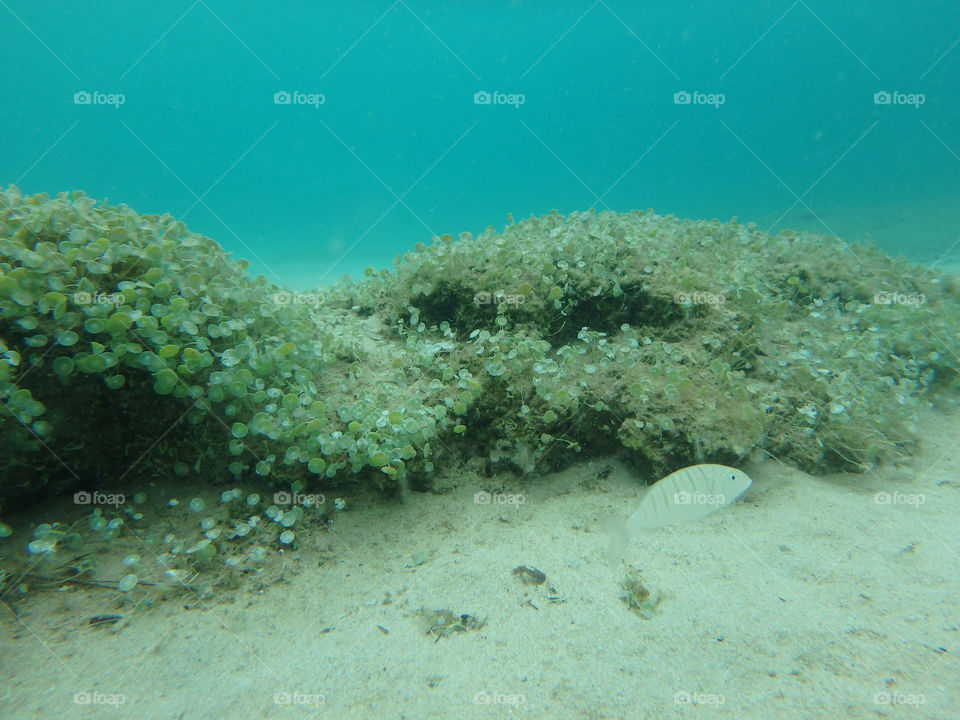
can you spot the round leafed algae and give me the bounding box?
[1,188,958,510]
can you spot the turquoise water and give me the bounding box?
[3,2,958,286]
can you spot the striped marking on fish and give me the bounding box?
[606,464,753,565]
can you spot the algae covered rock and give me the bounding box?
[333,208,959,476]
[0,187,448,509]
[1,189,957,509]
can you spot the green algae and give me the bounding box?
[0,188,958,514]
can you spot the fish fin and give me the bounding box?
[601,515,629,568]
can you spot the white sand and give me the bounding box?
[2,403,957,719]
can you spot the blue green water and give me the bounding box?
[2,1,958,288]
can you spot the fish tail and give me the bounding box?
[601,515,629,568]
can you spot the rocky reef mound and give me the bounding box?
[2,188,957,511]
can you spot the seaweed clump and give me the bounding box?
[1,189,958,515]
[330,208,960,477]
[0,187,458,510]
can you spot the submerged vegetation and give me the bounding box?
[1,186,958,521]
[0,485,329,609]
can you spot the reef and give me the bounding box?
[1,187,958,511]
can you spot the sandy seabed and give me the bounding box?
[1,400,957,720]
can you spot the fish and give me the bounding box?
[604,464,753,565]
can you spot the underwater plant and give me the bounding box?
[1,188,958,514]
[0,187,457,509]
